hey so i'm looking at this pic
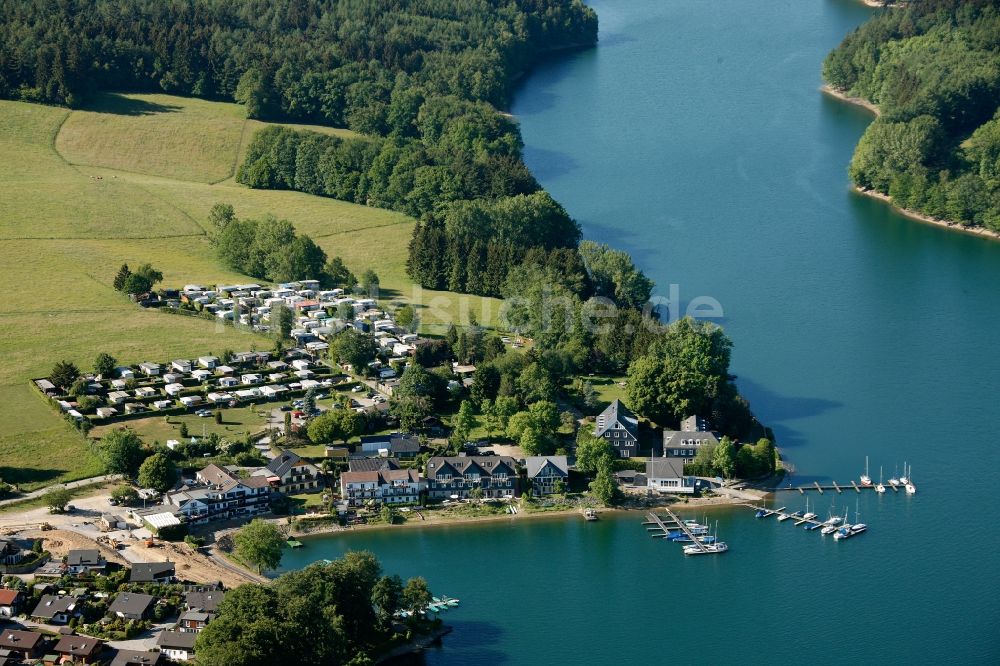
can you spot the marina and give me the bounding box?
[642,509,727,555]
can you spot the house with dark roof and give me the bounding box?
[254,449,322,494]
[0,538,26,565]
[66,549,107,574]
[157,630,196,661]
[425,456,518,500]
[52,634,103,664]
[178,609,212,632]
[0,629,45,660]
[130,562,175,583]
[347,458,400,473]
[646,457,695,495]
[108,592,155,621]
[0,588,23,616]
[524,456,570,495]
[594,399,640,458]
[661,414,720,464]
[358,433,421,460]
[110,648,163,666]
[31,594,78,624]
[340,469,424,507]
[185,589,224,614]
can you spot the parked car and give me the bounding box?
[279,405,292,412]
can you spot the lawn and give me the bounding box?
[90,406,276,444]
[0,94,502,489]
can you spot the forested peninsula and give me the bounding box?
[823,0,1000,235]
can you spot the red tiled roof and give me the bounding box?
[0,588,21,605]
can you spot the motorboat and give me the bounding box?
[684,542,728,555]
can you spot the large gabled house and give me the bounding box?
[254,450,323,494]
[31,594,79,624]
[165,464,271,524]
[524,456,570,495]
[108,592,155,621]
[661,414,720,464]
[0,629,45,661]
[0,587,23,616]
[157,630,196,661]
[110,648,164,666]
[52,634,104,665]
[66,549,107,575]
[339,469,424,507]
[130,562,175,584]
[646,457,696,495]
[425,456,518,500]
[595,399,640,458]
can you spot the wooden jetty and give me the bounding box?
[765,479,911,494]
[643,509,709,554]
[743,503,831,532]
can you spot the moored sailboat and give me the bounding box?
[860,455,872,486]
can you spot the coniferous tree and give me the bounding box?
[113,264,131,292]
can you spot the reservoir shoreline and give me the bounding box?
[822,84,1000,241]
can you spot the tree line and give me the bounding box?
[0,0,596,116]
[196,550,434,665]
[823,0,1000,231]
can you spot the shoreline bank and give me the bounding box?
[822,85,1000,242]
[820,84,879,116]
[287,496,757,542]
[854,187,1000,241]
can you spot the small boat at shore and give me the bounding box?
[755,509,767,519]
[583,508,599,521]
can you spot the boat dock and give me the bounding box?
[766,480,900,494]
[743,503,831,531]
[642,509,709,553]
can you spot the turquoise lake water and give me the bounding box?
[281,1,1000,662]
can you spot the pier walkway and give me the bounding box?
[642,509,709,553]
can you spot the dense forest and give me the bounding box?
[823,0,1000,231]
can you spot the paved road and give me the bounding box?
[0,474,118,508]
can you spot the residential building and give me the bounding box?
[185,590,224,614]
[130,562,175,584]
[340,469,424,507]
[66,549,106,574]
[110,649,163,666]
[108,592,155,621]
[178,609,212,632]
[594,399,640,458]
[661,414,720,464]
[31,595,78,624]
[256,450,323,494]
[425,456,518,500]
[157,631,196,661]
[646,457,696,495]
[52,634,103,664]
[139,362,160,376]
[359,433,421,460]
[0,629,44,661]
[0,538,25,564]
[347,458,400,473]
[0,587,23,616]
[524,456,570,495]
[165,465,270,525]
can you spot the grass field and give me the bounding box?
[0,93,502,489]
[90,406,275,444]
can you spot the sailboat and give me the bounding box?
[849,499,867,535]
[875,466,886,494]
[860,455,872,486]
[684,520,728,555]
[802,497,817,521]
[888,463,900,488]
[824,507,849,535]
[899,461,909,485]
[905,464,916,494]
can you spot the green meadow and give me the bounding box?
[0,93,498,489]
